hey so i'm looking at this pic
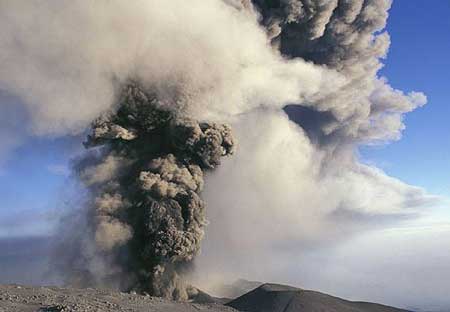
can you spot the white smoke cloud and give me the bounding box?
[0,0,341,138]
[196,111,437,277]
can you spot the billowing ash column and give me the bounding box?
[76,83,235,299]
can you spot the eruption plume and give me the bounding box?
[67,83,235,299]
[0,0,438,301]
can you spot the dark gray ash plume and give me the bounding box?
[66,83,235,300]
[250,0,425,147]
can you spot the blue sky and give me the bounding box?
[360,0,450,197]
[0,135,83,237]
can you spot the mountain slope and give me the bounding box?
[226,283,412,312]
[0,282,416,312]
[0,284,236,312]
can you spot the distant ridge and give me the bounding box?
[226,283,412,312]
[217,279,263,299]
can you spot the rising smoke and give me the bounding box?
[62,83,235,299]
[0,0,438,301]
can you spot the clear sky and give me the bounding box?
[361,0,450,198]
[0,135,82,237]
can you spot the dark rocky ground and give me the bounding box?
[0,283,416,312]
[227,283,412,312]
[0,284,236,312]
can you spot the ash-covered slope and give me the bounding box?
[0,284,236,312]
[0,283,415,312]
[226,283,412,312]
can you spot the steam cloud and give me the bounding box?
[0,0,438,300]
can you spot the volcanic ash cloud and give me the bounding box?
[67,83,235,299]
[0,0,438,299]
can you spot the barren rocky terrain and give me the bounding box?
[227,284,412,312]
[0,285,235,312]
[0,283,416,312]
